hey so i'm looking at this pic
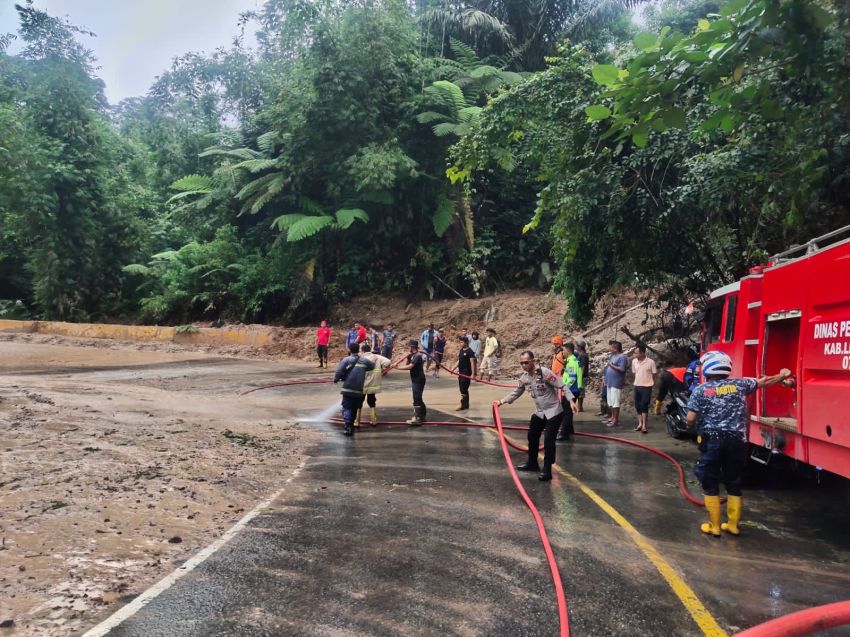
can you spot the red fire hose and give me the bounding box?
[239,352,411,396]
[491,401,570,636]
[281,369,846,636]
[734,600,850,636]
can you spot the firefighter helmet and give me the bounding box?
[701,351,732,377]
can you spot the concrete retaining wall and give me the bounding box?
[0,319,278,348]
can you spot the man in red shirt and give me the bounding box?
[355,322,368,345]
[315,320,332,368]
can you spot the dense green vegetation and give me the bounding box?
[1,0,848,325]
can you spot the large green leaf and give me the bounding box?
[585,105,612,121]
[417,111,447,124]
[425,80,468,112]
[592,64,620,86]
[298,196,325,215]
[169,174,214,192]
[270,213,306,231]
[287,215,335,242]
[334,208,369,230]
[634,32,658,52]
[198,147,260,160]
[432,195,454,237]
[232,159,278,173]
[122,264,150,275]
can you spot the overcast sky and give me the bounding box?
[0,0,263,104]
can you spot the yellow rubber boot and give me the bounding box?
[355,409,361,428]
[700,496,722,537]
[370,408,377,427]
[721,495,742,536]
[653,399,662,416]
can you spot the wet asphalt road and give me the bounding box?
[89,371,850,637]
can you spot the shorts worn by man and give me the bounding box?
[631,344,657,433]
[498,351,577,482]
[687,351,791,537]
[603,340,628,427]
[333,344,376,436]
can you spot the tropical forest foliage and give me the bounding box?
[1,0,848,325]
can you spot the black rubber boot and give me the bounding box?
[516,462,540,472]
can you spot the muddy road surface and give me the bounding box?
[2,338,849,636]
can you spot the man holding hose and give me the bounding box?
[451,335,477,411]
[497,351,578,481]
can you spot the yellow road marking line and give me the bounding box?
[555,463,728,637]
[491,428,727,637]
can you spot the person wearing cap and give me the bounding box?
[359,341,391,427]
[315,320,331,368]
[479,328,500,381]
[686,351,792,536]
[497,351,578,481]
[550,336,566,376]
[333,343,376,436]
[451,335,477,411]
[397,339,429,425]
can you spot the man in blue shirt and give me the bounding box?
[380,323,397,359]
[420,323,439,372]
[687,351,791,537]
[603,340,628,428]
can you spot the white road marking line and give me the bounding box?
[82,461,306,636]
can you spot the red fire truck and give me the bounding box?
[702,225,850,480]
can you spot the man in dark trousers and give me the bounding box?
[315,320,331,368]
[380,323,397,359]
[397,340,428,425]
[497,351,578,481]
[686,351,791,536]
[333,343,375,436]
[451,335,477,411]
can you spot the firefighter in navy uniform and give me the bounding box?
[686,351,791,536]
[497,351,578,481]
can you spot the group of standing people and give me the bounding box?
[324,320,501,431]
[323,317,795,539]
[596,340,658,432]
[316,321,398,368]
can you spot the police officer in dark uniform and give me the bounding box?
[686,351,791,536]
